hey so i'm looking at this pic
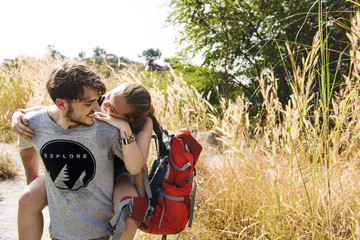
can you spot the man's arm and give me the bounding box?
[20,147,40,185]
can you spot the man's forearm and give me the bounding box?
[20,147,40,185]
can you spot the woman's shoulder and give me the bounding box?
[143,116,153,129]
[130,116,153,135]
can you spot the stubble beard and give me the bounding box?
[66,105,95,127]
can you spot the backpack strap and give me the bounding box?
[168,159,191,171]
[142,168,152,199]
[188,179,197,227]
[110,196,151,240]
[109,197,132,240]
[147,113,167,155]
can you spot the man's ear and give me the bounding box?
[55,98,68,111]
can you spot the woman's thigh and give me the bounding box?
[113,175,138,212]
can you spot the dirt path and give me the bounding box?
[0,142,50,240]
[0,175,51,240]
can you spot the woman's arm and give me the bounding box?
[95,112,146,175]
[11,106,46,139]
[132,116,153,197]
[134,116,153,168]
[96,113,153,198]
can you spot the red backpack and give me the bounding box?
[110,114,202,240]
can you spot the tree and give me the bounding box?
[141,48,162,70]
[93,46,107,58]
[167,0,353,107]
[47,45,65,60]
[165,57,245,108]
[105,53,119,64]
[78,51,86,59]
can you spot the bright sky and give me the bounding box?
[0,0,179,63]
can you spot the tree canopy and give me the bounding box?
[167,0,354,106]
[141,48,162,70]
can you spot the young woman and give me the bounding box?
[11,82,154,240]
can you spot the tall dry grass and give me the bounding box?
[189,11,360,240]
[0,11,359,240]
[0,57,53,142]
[0,144,18,180]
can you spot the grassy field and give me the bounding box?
[1,11,360,240]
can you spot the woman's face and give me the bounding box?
[100,89,131,121]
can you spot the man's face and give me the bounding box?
[65,88,101,127]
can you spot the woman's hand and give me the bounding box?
[11,111,34,140]
[95,112,129,130]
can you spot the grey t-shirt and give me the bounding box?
[18,107,123,240]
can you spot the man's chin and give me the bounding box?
[73,119,95,127]
[83,120,95,127]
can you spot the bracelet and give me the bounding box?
[120,133,135,145]
[10,109,25,123]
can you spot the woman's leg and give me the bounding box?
[110,175,140,240]
[18,175,47,240]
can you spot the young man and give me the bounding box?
[17,60,144,240]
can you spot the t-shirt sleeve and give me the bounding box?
[112,133,123,160]
[17,136,33,149]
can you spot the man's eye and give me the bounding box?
[85,103,92,106]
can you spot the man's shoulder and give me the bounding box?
[26,107,50,127]
[26,107,48,119]
[94,119,119,135]
[92,120,122,154]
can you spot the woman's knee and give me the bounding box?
[114,178,139,199]
[124,216,140,232]
[18,176,47,212]
[113,182,139,213]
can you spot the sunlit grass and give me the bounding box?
[0,57,52,142]
[0,9,360,240]
[0,142,18,180]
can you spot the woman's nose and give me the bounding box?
[102,100,110,111]
[93,101,101,111]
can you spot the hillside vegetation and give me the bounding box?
[1,11,360,240]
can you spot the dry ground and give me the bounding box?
[0,142,51,240]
